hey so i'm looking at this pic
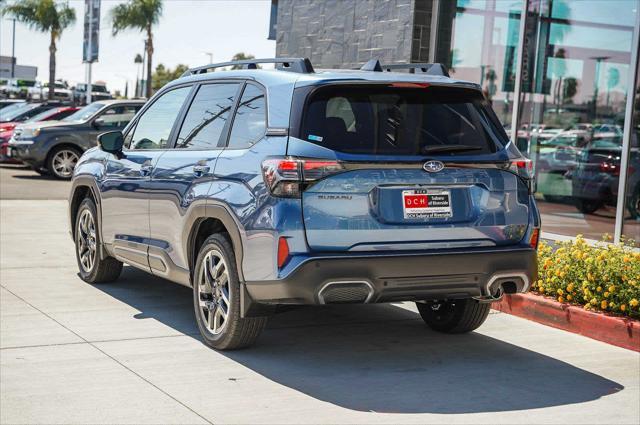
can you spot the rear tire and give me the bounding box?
[75,197,123,283]
[193,234,268,350]
[627,188,640,220]
[574,198,602,214]
[416,299,490,333]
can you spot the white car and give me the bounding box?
[0,79,43,100]
[42,81,73,102]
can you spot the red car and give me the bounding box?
[0,106,78,164]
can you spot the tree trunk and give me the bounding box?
[145,27,153,98]
[49,32,57,101]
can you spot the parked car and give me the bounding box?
[0,106,79,163]
[0,99,25,110]
[0,79,43,100]
[571,137,639,218]
[67,58,539,350]
[0,102,56,125]
[9,100,143,178]
[72,82,113,105]
[42,80,73,102]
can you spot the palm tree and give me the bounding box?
[111,0,163,98]
[230,52,256,70]
[1,0,76,101]
[134,53,143,97]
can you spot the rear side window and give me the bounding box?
[228,84,266,148]
[176,83,240,150]
[300,85,507,156]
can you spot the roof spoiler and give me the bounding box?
[182,58,315,77]
[360,59,449,77]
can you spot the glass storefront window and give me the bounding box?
[622,60,640,242]
[435,0,524,128]
[516,0,637,241]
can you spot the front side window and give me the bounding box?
[129,87,191,150]
[176,83,240,150]
[300,85,507,156]
[228,84,266,148]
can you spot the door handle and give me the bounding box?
[193,161,210,176]
[140,163,153,176]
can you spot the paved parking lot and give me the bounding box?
[1,168,639,424]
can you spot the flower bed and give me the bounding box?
[533,236,640,319]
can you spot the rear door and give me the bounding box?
[289,84,531,252]
[148,82,242,276]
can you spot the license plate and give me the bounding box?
[402,189,452,219]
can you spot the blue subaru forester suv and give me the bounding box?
[69,58,539,350]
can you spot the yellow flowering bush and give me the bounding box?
[533,236,640,319]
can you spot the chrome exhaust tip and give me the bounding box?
[318,280,374,304]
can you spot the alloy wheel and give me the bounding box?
[51,149,79,178]
[76,209,97,273]
[197,249,231,335]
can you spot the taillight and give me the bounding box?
[508,158,534,180]
[599,161,620,175]
[262,158,344,197]
[529,228,540,249]
[277,237,290,269]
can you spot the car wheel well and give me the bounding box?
[70,186,95,238]
[189,218,231,282]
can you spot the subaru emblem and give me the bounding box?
[423,160,444,173]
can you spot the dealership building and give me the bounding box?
[270,0,640,244]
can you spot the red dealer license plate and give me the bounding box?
[402,189,452,219]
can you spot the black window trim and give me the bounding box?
[223,81,269,150]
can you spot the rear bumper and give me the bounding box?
[244,246,537,305]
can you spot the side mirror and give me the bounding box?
[98,131,124,154]
[93,117,106,129]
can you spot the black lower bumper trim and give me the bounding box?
[244,246,537,305]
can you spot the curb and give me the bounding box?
[492,293,640,352]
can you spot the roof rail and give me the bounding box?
[182,57,315,77]
[359,60,449,77]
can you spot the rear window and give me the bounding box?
[300,85,507,156]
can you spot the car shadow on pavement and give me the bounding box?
[11,173,55,181]
[100,266,624,415]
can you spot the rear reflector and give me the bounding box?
[277,237,290,268]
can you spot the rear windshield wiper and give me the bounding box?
[421,144,484,154]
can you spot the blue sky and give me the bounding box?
[0,0,276,94]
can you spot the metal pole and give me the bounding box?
[10,19,16,78]
[428,0,440,63]
[86,0,93,105]
[613,7,640,243]
[509,0,529,146]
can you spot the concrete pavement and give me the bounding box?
[1,180,639,423]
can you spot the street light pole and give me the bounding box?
[85,1,94,105]
[10,19,16,78]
